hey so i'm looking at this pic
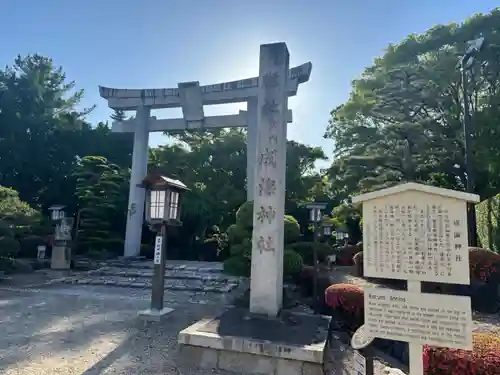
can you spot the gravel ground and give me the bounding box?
[0,288,247,375]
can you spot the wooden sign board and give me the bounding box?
[364,288,473,350]
[352,183,480,285]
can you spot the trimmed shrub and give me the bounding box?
[226,224,251,246]
[324,283,364,329]
[353,251,363,277]
[0,236,21,258]
[284,215,301,244]
[235,201,254,229]
[223,256,251,277]
[286,241,334,265]
[469,247,500,283]
[230,238,251,258]
[336,244,362,266]
[283,249,303,278]
[424,332,500,375]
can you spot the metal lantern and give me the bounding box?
[140,173,189,226]
[322,222,333,237]
[306,202,327,223]
[48,205,66,221]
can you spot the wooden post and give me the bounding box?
[151,224,166,311]
[407,281,423,375]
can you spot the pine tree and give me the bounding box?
[72,156,128,256]
[110,109,127,122]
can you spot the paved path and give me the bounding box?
[0,288,242,375]
[0,260,251,375]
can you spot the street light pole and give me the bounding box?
[460,60,478,247]
[307,202,327,313]
[459,37,485,247]
[313,220,319,310]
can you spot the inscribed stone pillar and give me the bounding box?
[124,106,150,257]
[246,97,258,201]
[249,43,289,317]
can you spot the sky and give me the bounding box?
[1,0,498,169]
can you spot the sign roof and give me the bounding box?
[351,182,480,204]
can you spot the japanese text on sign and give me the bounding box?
[154,236,163,265]
[365,289,472,350]
[362,194,470,284]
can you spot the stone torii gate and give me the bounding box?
[99,57,311,259]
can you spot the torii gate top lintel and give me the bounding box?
[99,62,312,111]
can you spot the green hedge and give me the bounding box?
[223,250,303,278]
[476,195,500,253]
[285,241,334,265]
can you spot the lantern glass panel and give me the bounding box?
[150,189,166,220]
[324,226,332,236]
[51,210,64,220]
[309,208,321,222]
[168,191,180,220]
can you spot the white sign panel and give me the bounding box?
[353,351,366,375]
[365,288,472,350]
[362,192,470,284]
[154,236,163,265]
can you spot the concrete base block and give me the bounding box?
[177,344,323,375]
[137,307,174,321]
[177,307,329,375]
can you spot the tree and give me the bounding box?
[325,9,500,201]
[0,54,92,209]
[72,156,128,255]
[110,109,128,122]
[0,186,40,226]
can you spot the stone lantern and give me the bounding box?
[48,205,74,270]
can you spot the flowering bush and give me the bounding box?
[324,283,364,329]
[423,332,500,375]
[469,247,500,283]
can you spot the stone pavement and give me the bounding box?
[2,259,248,307]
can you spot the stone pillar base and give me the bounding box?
[51,245,71,270]
[138,307,174,322]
